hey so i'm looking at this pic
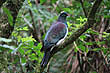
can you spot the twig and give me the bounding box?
[86,59,98,73]
[79,0,88,18]
[29,9,41,42]
[29,9,36,31]
[11,54,17,73]
[64,48,74,58]
[77,52,84,73]
[47,61,50,73]
[65,54,73,73]
[100,50,109,71]
[99,16,105,40]
[35,0,40,6]
[21,15,33,29]
[17,53,25,73]
[74,42,83,54]
[37,19,42,42]
[98,16,109,70]
[70,56,79,73]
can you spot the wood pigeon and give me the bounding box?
[40,12,69,68]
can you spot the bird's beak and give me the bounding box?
[67,14,70,17]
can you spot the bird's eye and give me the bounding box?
[63,15,65,16]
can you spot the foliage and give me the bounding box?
[0,0,110,73]
[3,7,13,26]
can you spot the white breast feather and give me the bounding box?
[56,28,68,45]
[50,28,68,52]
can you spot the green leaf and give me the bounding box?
[29,53,37,61]
[23,26,29,31]
[40,0,46,4]
[80,35,87,40]
[36,43,42,49]
[29,41,34,47]
[21,36,36,42]
[18,48,25,55]
[21,57,26,63]
[87,29,99,35]
[78,45,86,52]
[16,26,29,31]
[92,48,100,51]
[104,15,110,18]
[27,0,32,7]
[63,8,73,14]
[91,71,97,73]
[3,7,13,26]
[96,41,105,45]
[102,48,108,54]
[25,50,32,54]
[67,22,73,28]
[74,47,78,52]
[85,48,89,53]
[85,42,94,45]
[51,0,58,3]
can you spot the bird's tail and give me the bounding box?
[41,51,50,68]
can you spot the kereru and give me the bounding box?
[40,12,69,68]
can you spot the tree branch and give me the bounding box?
[77,52,84,73]
[29,9,42,42]
[79,0,88,18]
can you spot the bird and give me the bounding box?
[40,11,69,68]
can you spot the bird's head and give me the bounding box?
[60,11,69,17]
[58,11,69,23]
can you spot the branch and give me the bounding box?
[77,52,84,73]
[29,9,42,42]
[50,0,103,61]
[29,9,36,31]
[79,0,88,18]
[35,0,40,6]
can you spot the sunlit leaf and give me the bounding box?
[29,53,37,61]
[63,8,73,14]
[78,45,86,52]
[96,41,105,45]
[92,48,100,51]
[21,57,26,63]
[36,43,42,49]
[51,0,58,3]
[27,0,32,7]
[18,48,25,55]
[85,42,94,45]
[3,7,13,26]
[40,0,46,4]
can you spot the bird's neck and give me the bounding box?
[58,16,66,22]
[58,17,68,26]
